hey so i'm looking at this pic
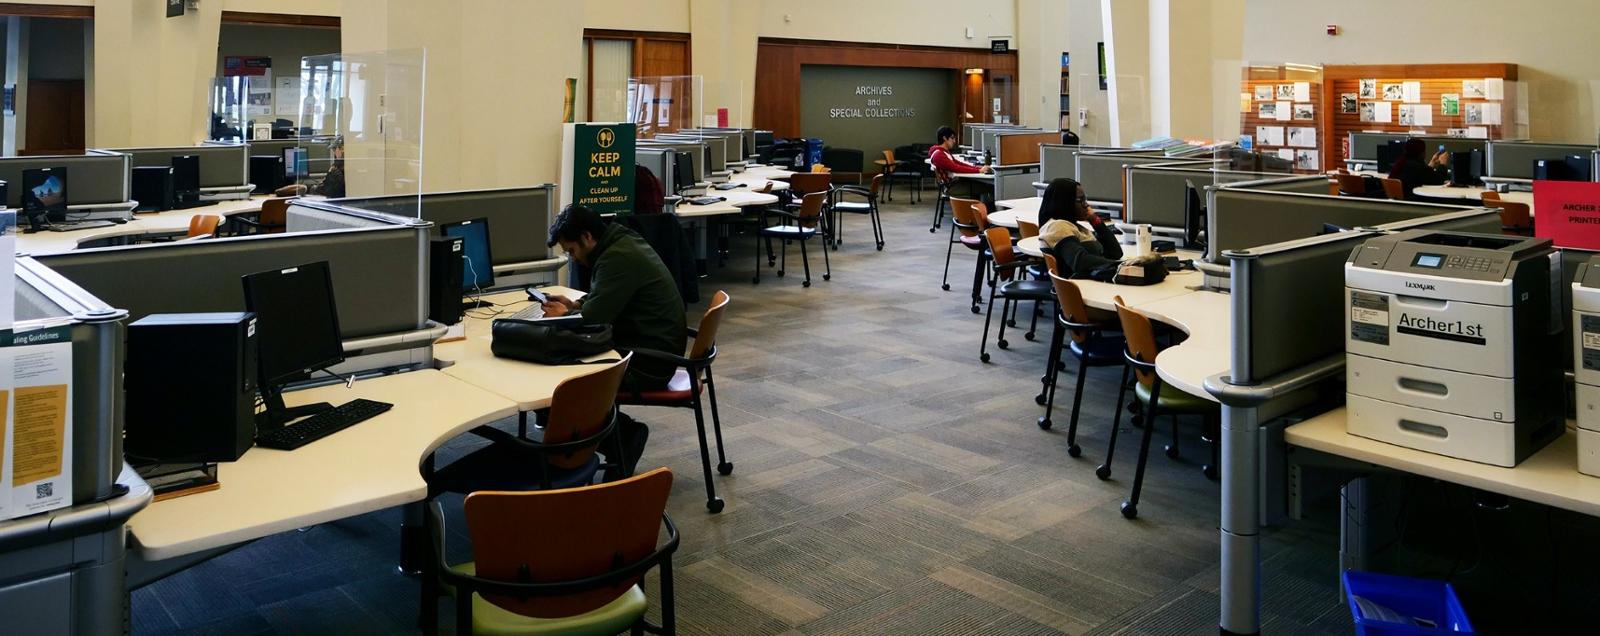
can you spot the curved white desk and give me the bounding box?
[1413,185,1536,213]
[725,173,790,190]
[673,190,780,219]
[989,197,1042,229]
[15,197,267,255]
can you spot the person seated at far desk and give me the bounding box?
[930,125,994,206]
[1387,138,1450,200]
[274,136,346,199]
[1038,178,1123,279]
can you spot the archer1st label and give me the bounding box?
[1350,291,1390,346]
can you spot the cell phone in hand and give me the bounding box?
[525,287,549,304]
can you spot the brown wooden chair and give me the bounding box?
[1335,173,1368,197]
[979,226,1052,362]
[421,468,679,636]
[616,291,733,513]
[944,197,988,313]
[787,172,835,246]
[755,191,829,287]
[1038,263,1127,462]
[1486,199,1533,235]
[1103,297,1219,519]
[832,173,885,250]
[1017,219,1040,239]
[1380,177,1405,200]
[233,197,291,235]
[428,355,633,497]
[879,148,920,203]
[187,214,222,239]
[1480,190,1501,203]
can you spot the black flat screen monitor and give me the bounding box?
[1534,157,1587,182]
[171,155,200,196]
[1183,179,1207,251]
[22,166,68,225]
[242,261,345,386]
[441,217,494,292]
[673,151,695,193]
[1566,154,1592,182]
[1375,140,1406,174]
[1450,149,1484,186]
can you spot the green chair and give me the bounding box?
[1098,296,1220,520]
[421,468,679,635]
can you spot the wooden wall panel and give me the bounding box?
[753,38,1019,139]
[1239,79,1323,173]
[1321,64,1519,170]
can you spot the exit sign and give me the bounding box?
[991,39,1010,53]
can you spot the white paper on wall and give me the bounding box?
[1373,102,1393,123]
[1293,82,1311,102]
[1359,79,1377,99]
[1398,104,1433,127]
[1485,78,1505,101]
[1256,126,1285,146]
[1274,101,1292,121]
[1288,126,1317,148]
[1277,149,1295,162]
[1463,80,1486,99]
[1402,81,1422,104]
[1467,126,1490,139]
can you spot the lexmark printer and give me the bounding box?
[1345,230,1562,467]
[1571,254,1600,476]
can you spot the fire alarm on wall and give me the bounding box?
[1326,24,1339,36]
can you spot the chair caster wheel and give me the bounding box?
[929,227,937,233]
[970,305,981,314]
[942,283,951,291]
[707,498,725,514]
[998,339,1009,350]
[823,274,830,281]
[1034,393,1047,406]
[1024,332,1036,342]
[876,243,884,251]
[1095,465,1111,480]
[1068,444,1082,458]
[1006,319,1017,327]
[777,270,785,277]
[1165,445,1179,459]
[1204,465,1218,481]
[803,280,811,288]
[1037,417,1051,430]
[980,352,991,363]
[751,277,760,285]
[1057,361,1067,371]
[1120,502,1138,519]
[718,462,734,475]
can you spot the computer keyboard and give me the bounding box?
[255,398,394,450]
[502,303,546,321]
[47,220,118,232]
[713,183,744,191]
[689,196,726,206]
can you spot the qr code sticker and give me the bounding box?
[36,483,53,499]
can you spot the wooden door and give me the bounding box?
[24,79,84,155]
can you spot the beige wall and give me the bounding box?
[754,1,1015,49]
[1068,0,1109,145]
[1244,0,1600,143]
[216,23,341,127]
[90,1,222,147]
[588,0,691,33]
[1016,0,1069,131]
[222,0,341,17]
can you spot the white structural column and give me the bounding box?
[89,1,222,147]
[1101,0,1150,146]
[1016,0,1070,131]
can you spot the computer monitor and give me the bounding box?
[1534,157,1584,181]
[1566,154,1593,182]
[171,155,200,200]
[242,261,346,428]
[21,166,67,229]
[441,217,495,303]
[284,147,309,180]
[1450,149,1484,186]
[1375,140,1406,174]
[673,151,695,194]
[1183,179,1207,251]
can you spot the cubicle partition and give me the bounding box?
[679,128,748,163]
[982,126,1040,159]
[1346,133,1487,167]
[963,123,1020,147]
[36,214,430,342]
[337,185,558,271]
[0,151,130,208]
[1485,140,1597,181]
[637,148,675,192]
[1,258,148,633]
[1076,151,1207,208]
[105,144,252,194]
[1204,187,1472,263]
[225,138,336,175]
[658,134,728,176]
[1038,143,1124,184]
[1121,162,1250,229]
[640,140,706,183]
[995,131,1060,166]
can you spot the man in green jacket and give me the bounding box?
[542,204,687,389]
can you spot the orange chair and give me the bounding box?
[421,468,679,636]
[1380,177,1405,200]
[1103,297,1220,519]
[943,197,989,313]
[1335,173,1368,197]
[1486,199,1533,235]
[616,291,733,513]
[1038,267,1126,459]
[979,226,1052,362]
[755,191,830,286]
[787,172,835,246]
[187,214,222,239]
[233,197,291,235]
[428,355,633,496]
[1017,220,1040,239]
[1480,190,1501,203]
[879,148,920,203]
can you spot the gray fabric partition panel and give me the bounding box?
[1039,144,1124,182]
[636,149,673,190]
[661,135,727,173]
[639,141,706,182]
[994,165,1042,201]
[1373,208,1502,235]
[286,203,404,233]
[1239,231,1374,382]
[1075,154,1199,203]
[1207,190,1466,262]
[339,187,554,264]
[36,227,423,338]
[110,145,248,188]
[1347,133,1486,162]
[1124,167,1273,228]
[245,138,335,173]
[0,154,127,206]
[1487,142,1596,179]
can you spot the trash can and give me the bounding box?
[1343,570,1474,635]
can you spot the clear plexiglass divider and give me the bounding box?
[298,49,427,215]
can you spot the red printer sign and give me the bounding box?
[1534,180,1600,251]
[223,56,272,77]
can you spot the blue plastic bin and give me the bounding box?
[1343,570,1474,635]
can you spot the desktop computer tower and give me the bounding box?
[124,312,259,463]
[131,166,175,212]
[429,236,466,325]
[250,155,286,194]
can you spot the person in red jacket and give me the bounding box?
[929,126,993,207]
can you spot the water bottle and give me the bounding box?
[1136,224,1152,255]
